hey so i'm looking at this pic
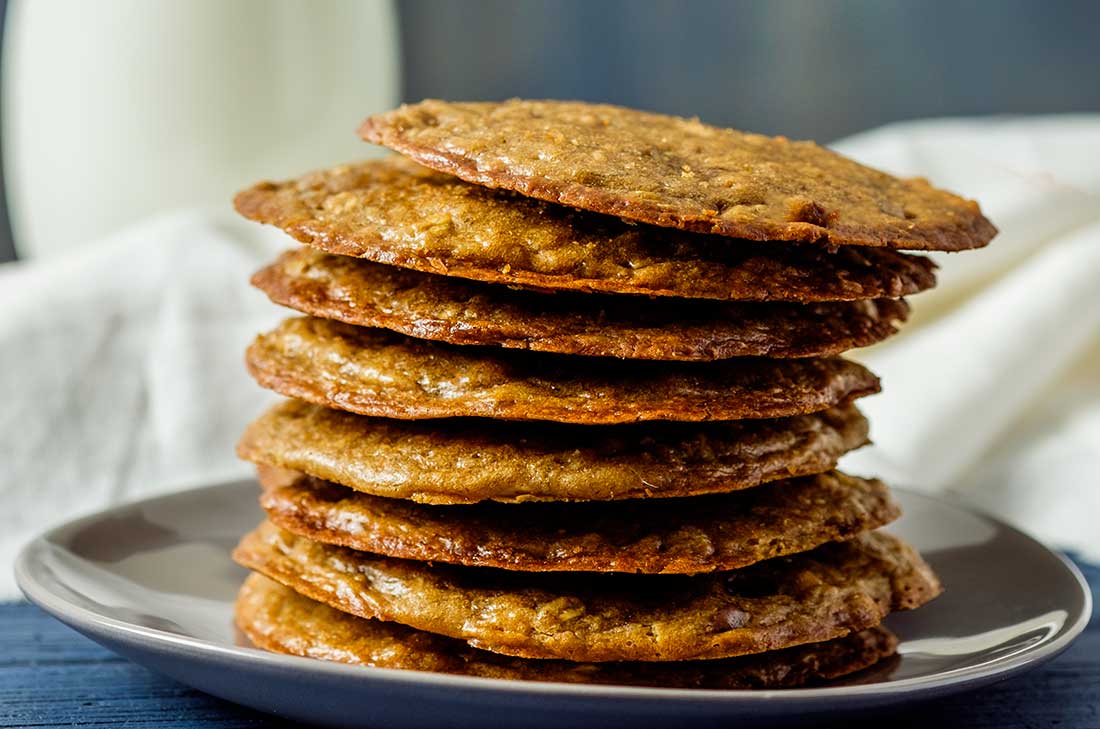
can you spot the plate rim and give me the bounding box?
[14,479,1093,706]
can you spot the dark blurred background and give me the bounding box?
[2,0,1100,263]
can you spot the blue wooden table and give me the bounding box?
[3,560,1097,728]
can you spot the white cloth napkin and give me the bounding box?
[833,116,1100,562]
[2,116,1098,600]
[0,211,287,599]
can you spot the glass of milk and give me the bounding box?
[2,0,400,259]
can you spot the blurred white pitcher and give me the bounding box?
[2,0,399,259]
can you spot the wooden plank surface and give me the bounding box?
[2,559,1096,728]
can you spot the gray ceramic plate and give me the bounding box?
[15,479,1091,729]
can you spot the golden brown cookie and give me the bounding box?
[237,574,899,688]
[233,523,941,662]
[246,317,880,424]
[234,157,937,302]
[239,400,870,503]
[359,100,995,251]
[254,248,911,360]
[258,469,900,574]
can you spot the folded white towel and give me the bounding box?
[834,116,1100,562]
[0,211,285,599]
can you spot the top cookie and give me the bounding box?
[360,99,996,251]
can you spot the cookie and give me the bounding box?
[233,523,941,662]
[359,100,995,251]
[234,158,937,302]
[360,100,998,250]
[246,317,880,424]
[258,468,899,574]
[254,248,910,360]
[239,400,870,503]
[236,574,899,688]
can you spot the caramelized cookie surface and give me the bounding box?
[238,400,870,503]
[237,574,900,688]
[246,318,881,424]
[258,468,900,573]
[360,100,995,251]
[234,523,941,662]
[254,248,910,360]
[235,158,938,301]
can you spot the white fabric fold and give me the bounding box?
[836,116,1100,561]
[1,115,1098,600]
[0,211,285,598]
[843,221,1100,490]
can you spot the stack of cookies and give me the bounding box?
[231,100,995,688]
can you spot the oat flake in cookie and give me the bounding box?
[359,99,995,250]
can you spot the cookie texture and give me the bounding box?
[234,157,937,302]
[254,248,911,360]
[359,100,996,251]
[246,317,880,424]
[239,400,870,503]
[233,523,941,662]
[237,574,899,688]
[258,468,900,574]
